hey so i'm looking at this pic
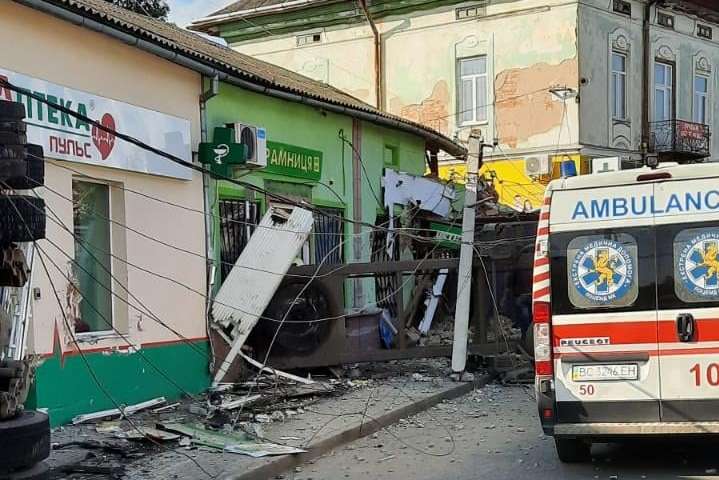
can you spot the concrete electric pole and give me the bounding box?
[451,131,484,376]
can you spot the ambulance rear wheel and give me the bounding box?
[554,437,591,463]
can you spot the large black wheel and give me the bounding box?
[251,278,339,356]
[554,437,591,463]
[0,102,26,120]
[0,196,46,243]
[0,462,50,480]
[0,411,50,472]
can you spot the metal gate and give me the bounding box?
[219,199,260,281]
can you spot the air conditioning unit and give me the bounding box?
[592,156,621,174]
[232,122,267,167]
[524,154,551,176]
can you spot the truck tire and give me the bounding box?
[0,102,26,120]
[0,158,28,187]
[0,462,49,480]
[0,145,24,162]
[0,133,26,146]
[0,412,50,471]
[0,196,46,243]
[0,122,26,136]
[3,145,44,190]
[554,437,591,463]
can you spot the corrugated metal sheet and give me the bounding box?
[213,205,314,332]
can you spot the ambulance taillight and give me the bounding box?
[533,301,553,376]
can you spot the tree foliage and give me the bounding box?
[106,0,170,20]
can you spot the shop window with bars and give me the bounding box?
[219,199,260,281]
[313,208,344,265]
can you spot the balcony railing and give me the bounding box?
[649,119,711,160]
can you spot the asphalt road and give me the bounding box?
[290,384,719,480]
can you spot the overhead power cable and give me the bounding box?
[0,79,447,242]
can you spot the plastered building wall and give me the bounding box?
[233,0,580,207]
[579,0,719,162]
[0,3,205,366]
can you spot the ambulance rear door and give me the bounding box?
[654,178,719,422]
[549,183,660,423]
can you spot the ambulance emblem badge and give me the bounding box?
[571,240,633,304]
[679,232,719,297]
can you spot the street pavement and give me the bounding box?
[290,383,719,480]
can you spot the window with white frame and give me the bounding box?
[694,74,709,124]
[654,61,674,121]
[611,52,627,119]
[458,56,488,125]
[73,180,113,334]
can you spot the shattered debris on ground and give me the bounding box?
[46,358,478,479]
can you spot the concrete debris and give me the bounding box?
[95,421,123,434]
[255,414,272,423]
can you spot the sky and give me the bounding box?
[166,0,234,27]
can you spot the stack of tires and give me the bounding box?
[0,101,45,243]
[0,101,49,480]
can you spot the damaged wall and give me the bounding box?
[230,0,580,208]
[232,1,579,153]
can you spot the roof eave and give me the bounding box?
[189,0,339,33]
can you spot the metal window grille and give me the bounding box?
[219,199,260,281]
[313,208,344,265]
[371,218,400,316]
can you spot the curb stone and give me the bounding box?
[222,373,495,480]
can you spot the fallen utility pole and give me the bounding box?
[452,131,484,375]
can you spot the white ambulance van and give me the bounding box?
[533,163,719,462]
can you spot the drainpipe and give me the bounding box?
[200,75,219,368]
[642,1,658,164]
[358,0,383,110]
